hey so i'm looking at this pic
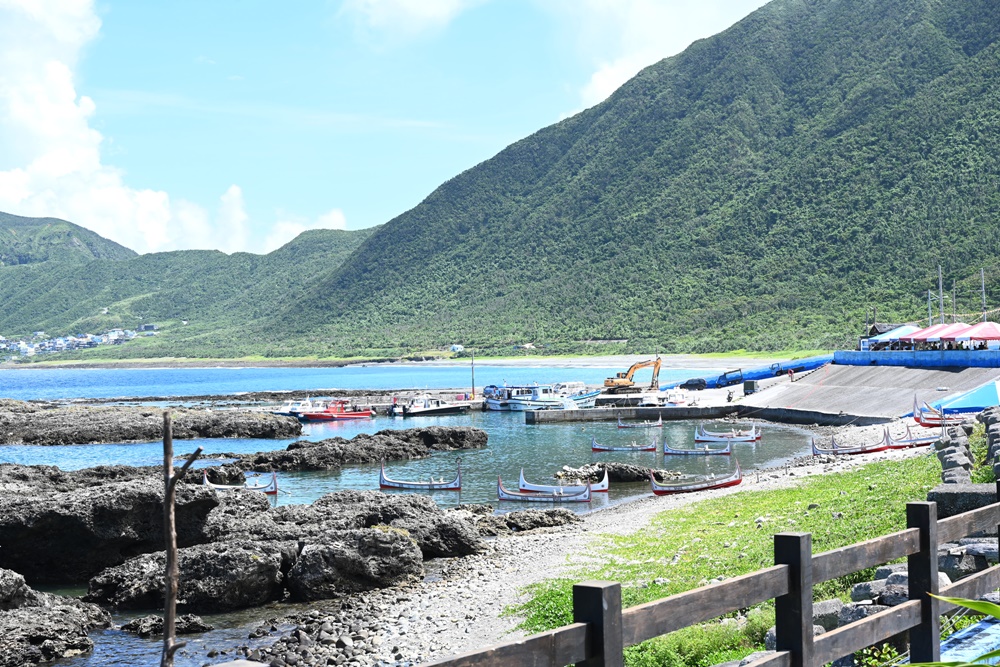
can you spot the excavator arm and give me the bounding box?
[604,357,662,392]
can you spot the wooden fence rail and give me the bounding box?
[422,498,1000,667]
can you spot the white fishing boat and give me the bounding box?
[483,384,533,411]
[389,394,470,417]
[552,382,602,409]
[507,384,566,411]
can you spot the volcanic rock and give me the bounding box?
[285,528,423,601]
[0,567,110,666]
[120,613,214,637]
[473,508,581,536]
[0,475,219,583]
[230,427,487,472]
[86,539,287,613]
[0,399,301,445]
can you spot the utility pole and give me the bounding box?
[927,290,933,326]
[939,265,945,325]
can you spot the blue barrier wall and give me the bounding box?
[661,354,834,389]
[834,350,1000,368]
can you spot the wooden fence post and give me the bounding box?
[573,581,623,667]
[774,533,814,667]
[907,501,940,663]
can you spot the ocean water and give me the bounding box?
[0,363,701,401]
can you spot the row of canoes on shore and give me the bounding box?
[618,418,763,443]
[811,424,938,455]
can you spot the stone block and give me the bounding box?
[812,598,843,631]
[875,563,907,580]
[851,579,886,601]
[927,484,998,519]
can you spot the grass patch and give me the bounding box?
[506,454,940,665]
[969,423,995,484]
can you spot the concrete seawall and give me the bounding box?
[525,406,735,424]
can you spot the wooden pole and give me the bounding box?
[573,581,623,667]
[774,533,813,667]
[906,502,940,663]
[161,412,202,667]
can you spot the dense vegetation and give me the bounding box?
[0,212,136,266]
[3,0,1000,359]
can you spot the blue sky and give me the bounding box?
[0,0,768,254]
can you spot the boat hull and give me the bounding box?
[498,476,591,502]
[694,424,761,443]
[664,440,732,455]
[203,470,278,495]
[591,436,657,452]
[617,416,663,429]
[649,464,742,495]
[378,461,461,490]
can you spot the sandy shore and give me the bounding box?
[309,422,935,664]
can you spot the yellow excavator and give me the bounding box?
[603,357,661,393]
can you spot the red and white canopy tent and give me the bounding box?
[925,322,972,342]
[940,320,1000,342]
[899,323,953,342]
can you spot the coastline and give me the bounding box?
[0,352,804,372]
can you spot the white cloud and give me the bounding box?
[547,0,770,111]
[340,0,484,39]
[0,0,344,255]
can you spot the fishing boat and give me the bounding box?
[498,476,592,502]
[271,397,323,418]
[202,470,278,495]
[694,423,761,443]
[591,436,658,452]
[664,439,732,455]
[912,396,966,428]
[617,416,664,429]
[378,459,462,490]
[389,394,470,417]
[483,384,532,411]
[297,399,375,422]
[649,462,742,495]
[552,381,602,409]
[518,467,610,493]
[886,425,938,449]
[507,384,569,411]
[811,431,890,456]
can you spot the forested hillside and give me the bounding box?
[0,227,375,357]
[257,0,1000,355]
[3,0,1000,359]
[0,212,136,266]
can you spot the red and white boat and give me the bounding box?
[498,476,591,502]
[811,431,889,456]
[664,439,732,455]
[202,470,278,495]
[591,436,658,452]
[694,423,761,443]
[886,425,938,449]
[297,399,375,422]
[617,416,664,429]
[912,396,966,428]
[378,459,461,490]
[649,462,742,495]
[519,467,609,493]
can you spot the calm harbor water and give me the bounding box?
[0,365,816,667]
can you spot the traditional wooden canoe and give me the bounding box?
[912,397,966,428]
[663,439,732,455]
[811,431,890,456]
[202,470,278,495]
[886,425,938,449]
[617,416,664,429]
[379,459,461,490]
[649,462,742,495]
[519,468,609,493]
[694,423,761,443]
[591,436,658,452]
[498,476,592,502]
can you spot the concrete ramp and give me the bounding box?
[741,364,1000,423]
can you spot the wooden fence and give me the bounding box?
[422,497,1000,667]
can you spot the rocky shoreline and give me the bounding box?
[0,420,964,667]
[0,399,301,445]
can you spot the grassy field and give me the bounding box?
[506,454,941,667]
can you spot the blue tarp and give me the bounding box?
[931,379,1000,414]
[661,354,834,390]
[870,325,920,342]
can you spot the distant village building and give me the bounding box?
[450,344,465,352]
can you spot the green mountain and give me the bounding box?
[3,0,1000,358]
[0,212,136,266]
[0,227,375,356]
[260,0,1000,355]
